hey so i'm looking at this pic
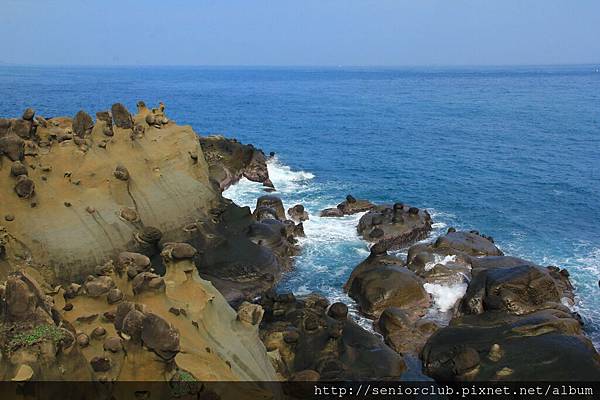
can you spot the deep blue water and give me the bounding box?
[1,65,599,344]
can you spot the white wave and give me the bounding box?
[424,282,468,313]
[424,254,457,271]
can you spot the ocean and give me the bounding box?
[1,65,599,345]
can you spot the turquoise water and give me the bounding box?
[1,65,599,344]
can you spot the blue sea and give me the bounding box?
[1,65,599,345]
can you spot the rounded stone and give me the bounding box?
[22,108,35,121]
[10,161,28,177]
[91,326,107,339]
[283,330,300,344]
[139,226,162,243]
[90,356,111,372]
[77,333,90,348]
[107,288,124,304]
[120,208,138,222]
[4,214,15,222]
[327,302,348,320]
[103,337,123,353]
[369,227,384,238]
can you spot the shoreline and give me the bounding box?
[0,103,598,386]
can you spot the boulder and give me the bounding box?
[358,204,432,251]
[255,196,286,221]
[288,204,309,222]
[10,161,28,177]
[421,309,600,381]
[72,110,94,137]
[258,292,406,380]
[141,313,180,360]
[378,307,439,355]
[111,103,133,129]
[83,276,115,297]
[435,231,502,257]
[22,108,35,121]
[14,175,35,198]
[10,119,33,139]
[0,133,25,161]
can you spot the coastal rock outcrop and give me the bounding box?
[258,291,406,380]
[420,240,600,381]
[200,135,273,191]
[320,195,374,217]
[357,203,432,251]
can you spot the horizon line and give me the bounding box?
[1,62,599,69]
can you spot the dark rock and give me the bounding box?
[77,333,90,347]
[10,161,28,176]
[421,309,600,381]
[107,288,124,304]
[131,272,165,295]
[141,313,180,360]
[72,110,94,137]
[111,103,133,129]
[14,175,35,198]
[346,195,357,203]
[91,326,107,339]
[113,165,130,181]
[0,134,25,161]
[84,276,115,297]
[138,226,162,243]
[121,310,146,342]
[327,302,348,320]
[288,204,309,222]
[10,119,33,139]
[319,207,344,217]
[103,337,122,353]
[255,196,286,221]
[163,242,197,259]
[4,214,15,222]
[90,356,111,372]
[22,108,35,121]
[435,231,502,257]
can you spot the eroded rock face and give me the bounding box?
[420,247,600,381]
[288,204,309,222]
[200,135,273,190]
[0,134,25,161]
[421,309,600,381]
[358,203,432,251]
[72,110,94,137]
[111,103,133,129]
[254,195,286,221]
[258,292,406,380]
[378,307,439,355]
[320,195,374,217]
[344,252,430,318]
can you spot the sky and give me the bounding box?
[1,0,599,67]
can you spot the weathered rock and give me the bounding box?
[0,134,25,161]
[138,226,162,243]
[77,333,90,347]
[358,204,432,251]
[83,276,115,297]
[319,207,344,217]
[90,356,111,372]
[378,307,438,355]
[103,337,122,353]
[435,231,502,257]
[91,326,107,339]
[10,161,28,177]
[255,196,286,221]
[72,110,94,137]
[10,119,33,139]
[111,103,133,129]
[327,302,348,320]
[22,108,35,121]
[460,264,561,316]
[346,255,430,318]
[120,207,138,222]
[4,275,37,321]
[113,165,130,181]
[199,135,272,190]
[13,175,35,198]
[107,288,124,304]
[131,272,165,294]
[421,309,600,381]
[288,204,309,222]
[162,242,197,259]
[141,313,180,360]
[12,364,34,382]
[258,292,406,380]
[237,301,264,325]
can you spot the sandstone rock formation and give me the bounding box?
[357,203,432,251]
[257,291,405,380]
[200,135,273,191]
[320,195,374,217]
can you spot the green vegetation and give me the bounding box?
[8,324,67,350]
[177,370,197,382]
